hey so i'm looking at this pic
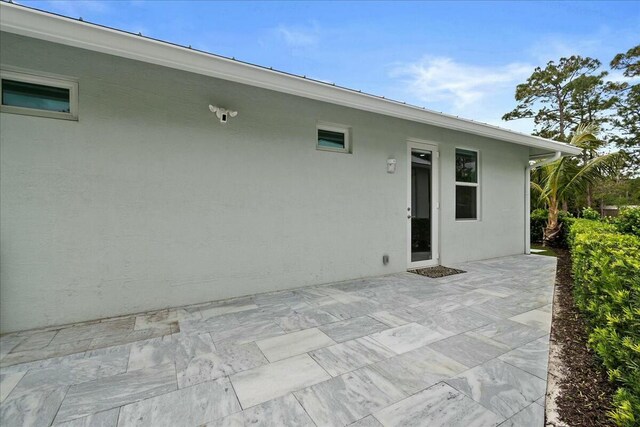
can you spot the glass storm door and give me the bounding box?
[408,141,439,268]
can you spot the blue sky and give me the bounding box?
[18,0,640,133]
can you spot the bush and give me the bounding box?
[530,209,575,247]
[582,206,601,220]
[530,208,548,243]
[614,207,640,237]
[569,219,640,426]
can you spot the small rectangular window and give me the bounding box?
[455,148,479,220]
[317,122,351,153]
[1,70,78,120]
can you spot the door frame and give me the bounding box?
[407,138,439,269]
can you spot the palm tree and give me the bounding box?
[531,123,624,245]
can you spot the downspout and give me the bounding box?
[525,151,562,254]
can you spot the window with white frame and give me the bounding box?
[1,69,78,120]
[316,122,351,153]
[455,148,479,220]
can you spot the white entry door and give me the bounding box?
[407,140,439,268]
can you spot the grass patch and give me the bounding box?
[531,243,557,257]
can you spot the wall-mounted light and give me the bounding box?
[387,158,397,174]
[209,105,238,124]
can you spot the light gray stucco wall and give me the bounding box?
[0,33,529,332]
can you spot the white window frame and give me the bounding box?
[1,69,78,121]
[455,147,481,221]
[316,121,351,153]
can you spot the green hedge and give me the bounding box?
[569,219,640,426]
[530,208,575,246]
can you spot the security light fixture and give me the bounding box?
[209,105,237,124]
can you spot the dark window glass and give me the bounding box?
[455,149,478,183]
[456,185,477,219]
[318,129,345,150]
[2,79,70,113]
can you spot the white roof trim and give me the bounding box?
[0,3,581,156]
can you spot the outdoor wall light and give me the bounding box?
[209,105,238,124]
[387,158,397,174]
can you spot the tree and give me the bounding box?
[611,45,640,78]
[610,45,640,169]
[531,124,623,245]
[502,56,608,141]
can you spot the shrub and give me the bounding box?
[530,209,574,246]
[569,219,640,426]
[582,206,601,220]
[530,208,548,243]
[614,207,640,237]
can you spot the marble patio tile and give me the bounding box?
[309,337,395,377]
[52,408,119,426]
[367,311,409,328]
[419,307,494,336]
[446,359,546,419]
[50,318,135,346]
[9,330,58,353]
[498,337,549,380]
[428,332,510,368]
[499,402,544,427]
[88,328,168,352]
[275,308,340,333]
[1,352,121,426]
[0,371,25,402]
[404,298,464,318]
[253,291,302,308]
[181,313,240,336]
[365,345,468,395]
[241,394,315,426]
[127,335,176,371]
[0,339,92,368]
[0,335,25,359]
[230,354,330,408]
[134,309,178,330]
[209,319,284,345]
[319,316,388,343]
[117,377,240,426]
[373,382,503,427]
[538,304,553,313]
[203,412,244,427]
[455,291,499,306]
[321,300,382,321]
[474,320,547,349]
[468,299,531,321]
[294,367,406,427]
[348,415,384,426]
[199,298,259,320]
[472,288,513,298]
[0,352,87,375]
[0,382,67,427]
[369,323,448,354]
[53,363,177,424]
[176,342,267,389]
[509,309,552,333]
[256,328,335,362]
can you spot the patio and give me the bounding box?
[0,254,555,426]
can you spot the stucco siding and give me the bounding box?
[0,33,528,332]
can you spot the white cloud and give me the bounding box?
[391,56,532,110]
[274,24,319,48]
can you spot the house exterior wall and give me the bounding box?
[0,33,529,332]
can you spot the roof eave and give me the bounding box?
[0,2,582,157]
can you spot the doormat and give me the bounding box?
[410,266,466,278]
